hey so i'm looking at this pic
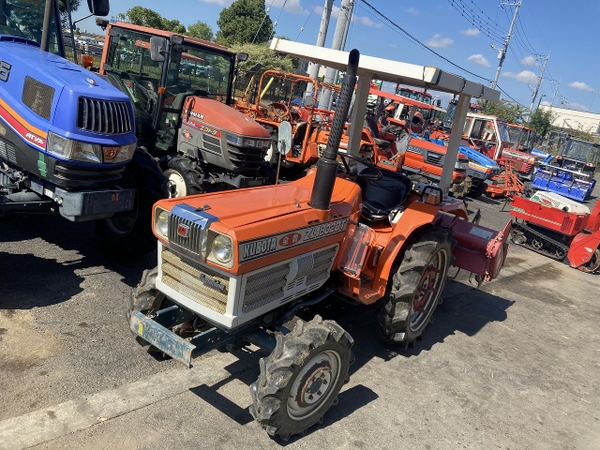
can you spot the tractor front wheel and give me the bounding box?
[451,177,471,199]
[249,316,353,441]
[378,227,453,347]
[165,155,204,198]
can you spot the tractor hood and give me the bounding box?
[459,145,500,169]
[0,38,136,147]
[182,97,270,139]
[158,170,360,237]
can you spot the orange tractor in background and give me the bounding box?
[234,70,374,171]
[128,47,510,440]
[367,89,472,198]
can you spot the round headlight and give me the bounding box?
[212,235,233,264]
[155,209,169,238]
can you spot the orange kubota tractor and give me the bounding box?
[366,89,472,198]
[96,21,272,197]
[128,49,510,440]
[235,70,374,172]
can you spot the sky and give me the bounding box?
[77,0,599,114]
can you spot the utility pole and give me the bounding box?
[529,53,549,118]
[550,80,560,106]
[319,0,354,110]
[306,0,334,95]
[491,0,521,89]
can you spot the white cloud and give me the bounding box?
[460,28,480,37]
[390,43,398,48]
[426,34,453,48]
[568,102,590,111]
[405,7,419,15]
[502,70,538,84]
[569,81,595,92]
[521,55,539,68]
[467,54,491,68]
[271,0,306,14]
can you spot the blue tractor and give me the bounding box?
[0,0,166,258]
[532,137,599,202]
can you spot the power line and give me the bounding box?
[445,0,505,43]
[358,0,493,83]
[295,5,316,40]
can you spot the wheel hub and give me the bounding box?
[413,264,440,312]
[296,362,331,407]
[287,350,341,421]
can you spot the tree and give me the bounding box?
[216,0,273,46]
[121,7,186,33]
[58,0,81,28]
[527,108,556,138]
[230,43,297,97]
[186,21,214,41]
[478,98,527,124]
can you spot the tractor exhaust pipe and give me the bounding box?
[310,49,359,211]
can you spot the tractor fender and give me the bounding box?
[368,202,444,300]
[567,230,600,269]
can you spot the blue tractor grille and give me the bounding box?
[77,97,133,135]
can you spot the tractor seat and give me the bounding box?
[357,168,412,222]
[364,117,391,147]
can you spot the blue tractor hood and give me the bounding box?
[0,36,135,148]
[458,145,500,170]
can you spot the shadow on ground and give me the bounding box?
[0,214,156,309]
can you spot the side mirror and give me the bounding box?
[87,0,110,17]
[95,17,109,30]
[278,121,292,156]
[150,36,167,62]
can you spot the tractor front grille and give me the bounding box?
[241,245,337,313]
[159,244,338,320]
[161,248,229,314]
[77,97,133,135]
[168,213,203,255]
[425,151,443,166]
[226,143,267,172]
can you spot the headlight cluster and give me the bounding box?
[226,133,270,148]
[47,132,135,164]
[153,206,234,267]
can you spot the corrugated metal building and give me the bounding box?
[539,105,600,136]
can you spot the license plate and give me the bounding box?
[129,311,195,367]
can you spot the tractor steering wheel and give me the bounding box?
[269,102,290,120]
[338,152,383,181]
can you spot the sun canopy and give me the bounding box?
[269,38,500,193]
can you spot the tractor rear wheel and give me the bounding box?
[468,180,487,198]
[165,155,204,198]
[249,316,353,441]
[378,227,453,347]
[95,148,166,260]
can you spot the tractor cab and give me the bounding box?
[554,137,599,175]
[98,22,271,195]
[99,23,246,152]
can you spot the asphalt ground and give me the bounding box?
[1,178,599,450]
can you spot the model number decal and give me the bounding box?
[0,60,11,82]
[240,218,348,262]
